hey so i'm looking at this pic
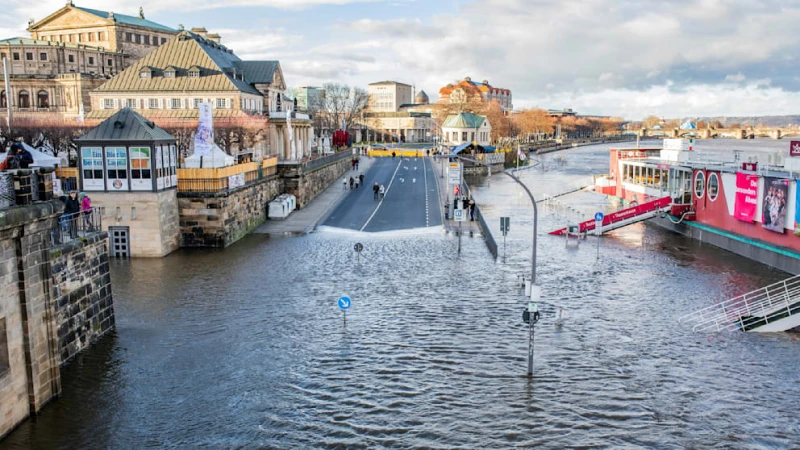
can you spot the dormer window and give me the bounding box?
[188,66,201,78]
[164,66,177,78]
[139,68,152,79]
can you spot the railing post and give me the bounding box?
[784,280,792,317]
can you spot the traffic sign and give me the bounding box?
[594,212,604,222]
[500,217,510,234]
[354,243,363,253]
[448,162,462,185]
[453,209,466,222]
[338,296,351,310]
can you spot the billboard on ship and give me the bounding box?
[761,177,789,234]
[733,172,758,222]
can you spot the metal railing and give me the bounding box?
[50,208,103,247]
[679,274,800,332]
[461,182,498,258]
[302,150,352,173]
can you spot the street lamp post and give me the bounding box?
[452,155,539,376]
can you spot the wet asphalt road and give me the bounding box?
[322,156,442,232]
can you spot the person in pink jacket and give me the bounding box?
[78,192,93,231]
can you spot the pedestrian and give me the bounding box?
[12,143,33,169]
[355,157,359,171]
[373,182,379,201]
[355,177,359,189]
[468,198,476,221]
[351,158,356,171]
[392,151,396,159]
[62,191,80,238]
[379,184,385,200]
[349,176,354,189]
[79,192,93,231]
[359,173,364,186]
[343,177,347,190]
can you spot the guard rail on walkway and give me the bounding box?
[679,274,800,333]
[50,208,103,247]
[301,150,353,173]
[461,181,497,258]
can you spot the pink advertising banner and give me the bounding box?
[734,172,758,222]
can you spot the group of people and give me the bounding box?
[351,157,361,171]
[0,142,35,171]
[344,173,365,190]
[55,191,93,241]
[763,185,787,231]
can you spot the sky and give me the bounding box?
[6,0,800,120]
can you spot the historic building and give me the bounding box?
[88,30,313,161]
[438,77,513,111]
[441,111,492,146]
[0,2,176,121]
[0,37,125,119]
[27,2,177,63]
[361,81,433,143]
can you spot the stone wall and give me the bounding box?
[179,177,282,248]
[50,233,114,364]
[91,189,180,257]
[0,202,63,440]
[0,201,115,440]
[281,155,351,208]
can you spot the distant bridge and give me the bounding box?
[633,127,799,140]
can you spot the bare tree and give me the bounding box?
[318,83,369,134]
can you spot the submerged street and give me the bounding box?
[3,143,800,448]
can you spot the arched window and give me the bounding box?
[694,171,705,199]
[0,90,5,108]
[37,90,49,108]
[707,172,719,202]
[18,90,30,108]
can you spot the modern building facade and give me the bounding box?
[368,81,412,113]
[438,77,513,111]
[88,30,313,161]
[442,112,492,146]
[295,86,322,111]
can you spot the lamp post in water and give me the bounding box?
[452,154,539,377]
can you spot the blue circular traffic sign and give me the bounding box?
[594,212,604,222]
[338,296,351,310]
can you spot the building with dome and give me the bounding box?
[415,90,429,105]
[361,80,434,143]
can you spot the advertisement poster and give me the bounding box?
[761,177,789,233]
[228,173,246,189]
[194,102,214,157]
[733,172,758,222]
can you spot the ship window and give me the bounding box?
[707,172,719,202]
[694,171,705,199]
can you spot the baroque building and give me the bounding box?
[88,30,313,161]
[0,2,176,121]
[438,77,513,111]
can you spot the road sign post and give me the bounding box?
[594,212,604,259]
[338,296,351,324]
[500,217,510,260]
[354,242,363,263]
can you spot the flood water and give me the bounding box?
[3,140,800,449]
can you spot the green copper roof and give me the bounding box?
[442,112,486,129]
[75,6,176,32]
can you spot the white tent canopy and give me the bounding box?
[183,144,235,168]
[1,143,62,167]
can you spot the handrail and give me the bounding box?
[679,274,800,332]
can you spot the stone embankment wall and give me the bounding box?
[280,155,351,208]
[50,233,115,364]
[0,201,115,440]
[179,177,282,248]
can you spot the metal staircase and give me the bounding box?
[679,274,800,333]
[548,196,672,236]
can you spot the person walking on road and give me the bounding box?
[343,177,347,190]
[373,182,379,201]
[349,176,354,189]
[355,157,360,171]
[355,177,359,189]
[379,184,385,200]
[468,198,476,221]
[359,173,364,186]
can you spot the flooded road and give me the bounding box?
[2,141,799,449]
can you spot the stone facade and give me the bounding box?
[50,233,114,364]
[90,189,180,257]
[0,201,115,440]
[280,154,351,209]
[179,177,281,248]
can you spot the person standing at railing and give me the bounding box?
[0,152,18,171]
[11,143,33,169]
[62,191,80,238]
[79,192,93,232]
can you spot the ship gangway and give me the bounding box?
[679,274,800,333]
[548,196,672,236]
